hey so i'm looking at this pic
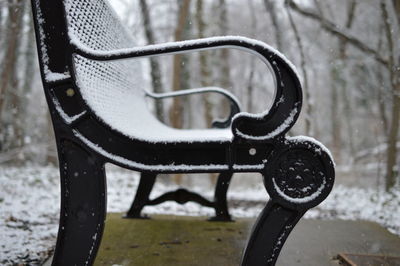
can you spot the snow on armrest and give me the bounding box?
[70,36,303,142]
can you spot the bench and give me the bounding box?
[30,0,335,265]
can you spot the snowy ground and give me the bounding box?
[0,165,399,265]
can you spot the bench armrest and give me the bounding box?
[70,36,302,141]
[144,87,241,128]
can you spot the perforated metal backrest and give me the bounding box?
[64,0,134,51]
[32,0,232,141]
[63,0,144,100]
[64,0,163,139]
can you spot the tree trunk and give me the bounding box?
[217,0,230,118]
[330,65,341,161]
[376,28,389,135]
[337,0,356,157]
[246,0,257,112]
[169,0,191,129]
[381,0,400,190]
[264,0,284,51]
[0,5,4,44]
[285,6,312,136]
[218,0,230,90]
[392,0,400,25]
[385,87,400,190]
[169,0,191,185]
[139,0,165,122]
[0,0,25,147]
[20,8,36,153]
[8,1,28,154]
[196,0,213,127]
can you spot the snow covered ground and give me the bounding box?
[0,165,399,265]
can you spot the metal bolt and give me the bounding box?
[249,148,257,156]
[66,88,75,97]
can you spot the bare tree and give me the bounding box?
[196,0,213,127]
[392,0,400,24]
[246,0,257,112]
[139,0,165,121]
[169,0,191,129]
[18,8,36,149]
[327,0,358,158]
[0,0,25,147]
[218,0,231,91]
[0,4,4,44]
[285,5,313,136]
[288,0,399,189]
[376,29,389,135]
[215,0,231,119]
[381,0,400,190]
[169,0,192,185]
[264,0,284,51]
[288,0,388,66]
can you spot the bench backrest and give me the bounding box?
[32,0,163,138]
[32,0,143,90]
[64,0,134,51]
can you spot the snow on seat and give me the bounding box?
[65,0,232,143]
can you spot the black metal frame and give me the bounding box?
[124,172,233,221]
[145,87,241,128]
[30,0,335,265]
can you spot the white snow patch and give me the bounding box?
[0,166,60,265]
[34,0,70,83]
[45,72,70,83]
[73,130,230,171]
[272,177,326,204]
[52,97,86,124]
[68,32,300,143]
[234,107,298,140]
[69,35,300,79]
[287,135,335,165]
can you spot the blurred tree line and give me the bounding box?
[0,0,399,190]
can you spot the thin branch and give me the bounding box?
[287,0,388,66]
[345,0,357,29]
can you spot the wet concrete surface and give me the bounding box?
[93,214,400,266]
[278,219,400,266]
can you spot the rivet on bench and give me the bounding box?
[66,88,75,97]
[249,148,257,156]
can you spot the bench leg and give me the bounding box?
[125,172,157,218]
[210,172,233,221]
[242,139,335,265]
[52,140,106,266]
[241,201,304,265]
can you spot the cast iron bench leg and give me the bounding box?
[52,140,106,266]
[241,140,335,265]
[125,172,157,218]
[241,201,305,265]
[210,172,233,221]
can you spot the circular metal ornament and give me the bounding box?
[264,140,335,210]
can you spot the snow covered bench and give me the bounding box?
[31,0,335,265]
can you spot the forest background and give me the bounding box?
[0,0,399,191]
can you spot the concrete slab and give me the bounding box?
[94,214,400,266]
[278,219,400,266]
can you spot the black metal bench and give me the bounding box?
[30,0,335,265]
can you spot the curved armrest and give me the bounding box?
[70,36,302,141]
[145,87,241,128]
